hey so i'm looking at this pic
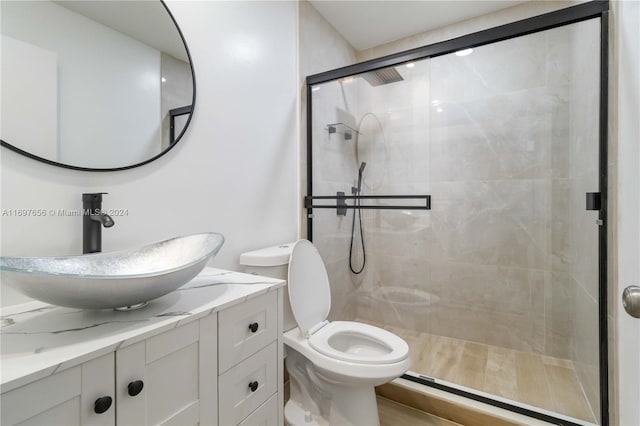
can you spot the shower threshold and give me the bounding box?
[358,319,597,425]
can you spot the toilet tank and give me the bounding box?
[239,243,296,331]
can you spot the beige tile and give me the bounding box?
[388,325,423,340]
[377,396,461,426]
[541,355,573,369]
[366,325,595,423]
[485,346,517,400]
[514,352,555,411]
[413,333,435,373]
[454,342,488,391]
[429,335,464,383]
[429,304,544,354]
[404,333,433,374]
[545,364,596,423]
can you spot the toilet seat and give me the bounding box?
[284,327,411,385]
[308,321,409,365]
[287,240,409,367]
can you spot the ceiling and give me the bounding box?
[54,1,529,62]
[309,0,528,51]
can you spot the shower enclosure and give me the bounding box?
[304,3,608,426]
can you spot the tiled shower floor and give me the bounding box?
[358,319,597,423]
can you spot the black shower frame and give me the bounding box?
[305,1,609,425]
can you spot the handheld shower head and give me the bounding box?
[354,162,367,194]
[359,161,367,176]
[358,162,367,188]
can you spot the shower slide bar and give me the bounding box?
[304,194,430,216]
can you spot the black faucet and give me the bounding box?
[82,193,114,254]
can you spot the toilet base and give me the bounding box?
[285,400,322,426]
[285,389,380,426]
[286,347,381,426]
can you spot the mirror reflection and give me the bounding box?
[0,0,194,170]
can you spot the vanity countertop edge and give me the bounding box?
[0,267,285,393]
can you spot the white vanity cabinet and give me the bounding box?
[1,271,285,426]
[1,314,218,426]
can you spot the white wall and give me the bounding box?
[1,0,161,168]
[0,0,298,306]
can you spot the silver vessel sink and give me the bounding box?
[0,233,224,309]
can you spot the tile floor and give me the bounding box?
[359,319,597,423]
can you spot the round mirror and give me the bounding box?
[0,0,195,171]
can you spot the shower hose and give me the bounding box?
[349,186,366,274]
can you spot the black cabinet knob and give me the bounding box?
[94,396,112,414]
[248,381,259,392]
[128,380,144,397]
[248,322,259,333]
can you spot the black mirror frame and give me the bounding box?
[0,0,196,172]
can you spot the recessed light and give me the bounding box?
[436,107,443,113]
[455,48,473,57]
[161,77,167,83]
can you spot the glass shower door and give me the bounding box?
[424,19,602,423]
[307,12,605,425]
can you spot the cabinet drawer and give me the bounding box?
[218,342,277,426]
[238,393,278,426]
[218,291,277,373]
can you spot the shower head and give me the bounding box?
[359,161,367,177]
[361,67,404,87]
[356,162,367,194]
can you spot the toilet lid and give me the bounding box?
[287,240,331,335]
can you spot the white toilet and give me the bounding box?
[240,240,410,426]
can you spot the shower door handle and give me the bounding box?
[622,286,640,318]
[586,192,601,210]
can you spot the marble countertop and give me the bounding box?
[0,268,285,393]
